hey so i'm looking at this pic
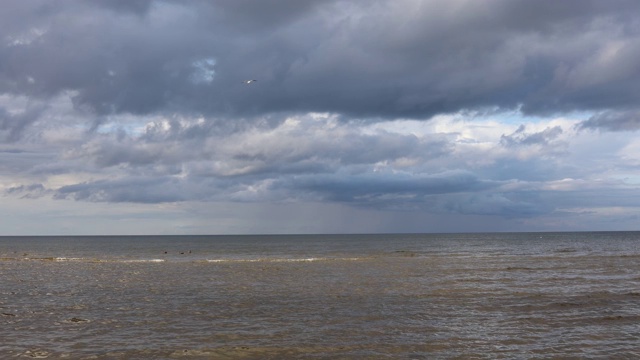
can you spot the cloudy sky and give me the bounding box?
[2,0,640,235]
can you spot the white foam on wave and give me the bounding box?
[11,256,366,264]
[21,257,166,263]
[206,257,364,263]
[121,259,166,263]
[55,257,85,262]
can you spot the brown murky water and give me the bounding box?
[1,233,640,358]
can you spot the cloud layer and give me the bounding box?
[4,0,640,119]
[2,0,640,234]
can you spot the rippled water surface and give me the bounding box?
[2,232,640,358]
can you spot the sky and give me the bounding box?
[2,0,640,235]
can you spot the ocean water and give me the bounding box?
[1,232,640,359]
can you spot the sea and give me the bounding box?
[1,232,640,359]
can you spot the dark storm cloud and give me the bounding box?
[48,167,502,211]
[537,188,640,209]
[206,0,331,32]
[4,183,48,199]
[51,172,279,204]
[500,125,563,147]
[54,177,187,203]
[84,137,168,168]
[270,171,553,217]
[285,170,495,203]
[93,0,154,15]
[438,192,550,217]
[2,0,640,120]
[578,111,640,132]
[0,104,47,142]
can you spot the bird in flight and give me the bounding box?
[242,80,257,84]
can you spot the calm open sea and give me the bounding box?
[1,232,640,359]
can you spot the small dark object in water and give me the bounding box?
[2,312,16,317]
[69,317,88,323]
